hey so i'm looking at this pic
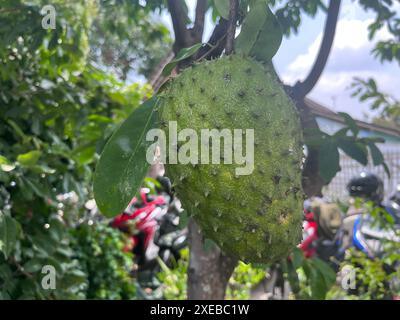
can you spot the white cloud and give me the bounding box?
[282,18,392,82]
[279,16,399,120]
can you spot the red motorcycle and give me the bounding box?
[110,177,187,297]
[111,189,169,266]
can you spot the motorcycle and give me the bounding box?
[301,200,343,269]
[110,178,188,299]
[343,197,400,299]
[251,200,343,300]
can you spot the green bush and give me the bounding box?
[156,248,266,300]
[72,222,136,299]
[0,0,151,299]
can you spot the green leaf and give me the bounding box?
[338,112,359,136]
[7,119,27,142]
[23,259,43,273]
[367,142,390,178]
[319,140,340,183]
[93,97,160,217]
[162,43,203,76]
[17,150,42,166]
[337,138,368,166]
[0,214,20,259]
[367,142,384,166]
[383,162,391,179]
[284,260,301,295]
[0,155,15,172]
[309,268,328,300]
[74,146,96,166]
[235,2,282,62]
[21,177,48,198]
[332,127,349,138]
[311,258,336,286]
[213,0,230,19]
[308,258,336,299]
[291,247,304,270]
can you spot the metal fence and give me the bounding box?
[323,147,400,202]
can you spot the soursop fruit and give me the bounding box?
[159,55,304,263]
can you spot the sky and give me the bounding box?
[159,0,400,121]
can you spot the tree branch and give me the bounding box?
[292,0,341,99]
[196,18,229,60]
[225,0,239,55]
[167,0,191,52]
[149,50,175,92]
[192,0,207,40]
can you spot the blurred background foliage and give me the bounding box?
[0,0,399,300]
[0,0,156,299]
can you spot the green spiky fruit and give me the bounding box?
[159,55,304,263]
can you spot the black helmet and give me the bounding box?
[347,172,384,203]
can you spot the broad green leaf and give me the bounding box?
[361,136,385,144]
[0,214,19,259]
[367,142,390,178]
[0,155,15,172]
[93,97,160,217]
[162,43,203,76]
[311,258,336,287]
[308,258,336,299]
[337,138,368,166]
[213,0,230,19]
[367,142,384,166]
[291,247,304,270]
[332,127,349,138]
[284,260,301,294]
[301,259,312,281]
[310,268,328,300]
[235,2,282,62]
[383,162,391,179]
[17,150,42,166]
[303,127,327,146]
[338,112,359,136]
[319,140,340,183]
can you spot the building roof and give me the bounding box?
[305,97,400,138]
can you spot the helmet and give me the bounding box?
[347,172,384,203]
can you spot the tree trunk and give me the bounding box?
[187,219,238,300]
[292,96,325,198]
